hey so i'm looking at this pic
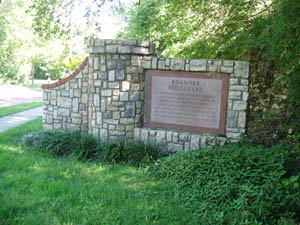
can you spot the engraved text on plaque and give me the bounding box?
[145,70,229,134]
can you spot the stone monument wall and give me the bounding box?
[42,58,89,132]
[42,39,249,152]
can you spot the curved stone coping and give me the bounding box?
[42,57,88,89]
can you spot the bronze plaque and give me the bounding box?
[145,70,229,134]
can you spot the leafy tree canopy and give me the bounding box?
[0,0,87,83]
[29,0,122,40]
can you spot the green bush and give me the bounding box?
[148,144,300,224]
[22,131,80,156]
[21,131,164,167]
[96,139,166,167]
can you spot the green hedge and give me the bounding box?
[148,144,300,224]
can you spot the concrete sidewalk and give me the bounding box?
[0,107,43,132]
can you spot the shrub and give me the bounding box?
[22,131,80,156]
[148,144,300,224]
[22,131,164,167]
[75,133,99,160]
[97,139,166,167]
[21,131,42,147]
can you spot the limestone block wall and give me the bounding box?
[42,38,249,152]
[42,58,89,132]
[86,39,155,140]
[134,128,228,153]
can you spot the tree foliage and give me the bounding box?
[0,0,21,82]
[0,0,87,83]
[28,0,121,40]
[119,0,277,58]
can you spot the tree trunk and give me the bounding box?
[31,66,34,85]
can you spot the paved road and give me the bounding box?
[0,107,43,132]
[0,85,43,107]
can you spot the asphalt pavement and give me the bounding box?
[0,85,43,107]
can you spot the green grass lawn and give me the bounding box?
[0,102,43,117]
[23,84,42,89]
[0,118,197,225]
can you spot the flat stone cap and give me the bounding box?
[86,39,155,55]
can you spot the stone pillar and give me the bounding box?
[86,39,155,140]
